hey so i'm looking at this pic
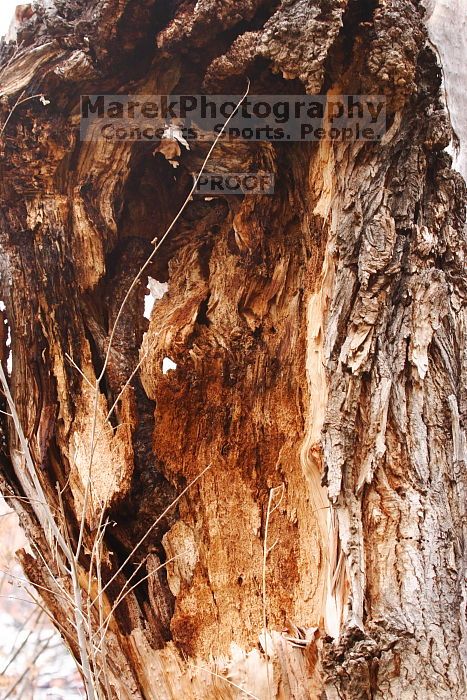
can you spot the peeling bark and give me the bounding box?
[0,1,466,698]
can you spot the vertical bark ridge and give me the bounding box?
[0,1,465,697]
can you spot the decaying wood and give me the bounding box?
[0,0,466,698]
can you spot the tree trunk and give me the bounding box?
[0,1,466,698]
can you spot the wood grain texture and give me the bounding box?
[0,1,465,697]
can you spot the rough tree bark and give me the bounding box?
[0,1,466,698]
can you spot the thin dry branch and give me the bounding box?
[261,484,284,700]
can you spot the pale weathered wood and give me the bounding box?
[0,1,465,698]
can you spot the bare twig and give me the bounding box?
[190,662,261,700]
[91,462,212,607]
[1,608,43,675]
[261,484,284,700]
[3,633,54,700]
[0,82,250,699]
[75,83,251,562]
[0,363,95,699]
[0,92,49,138]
